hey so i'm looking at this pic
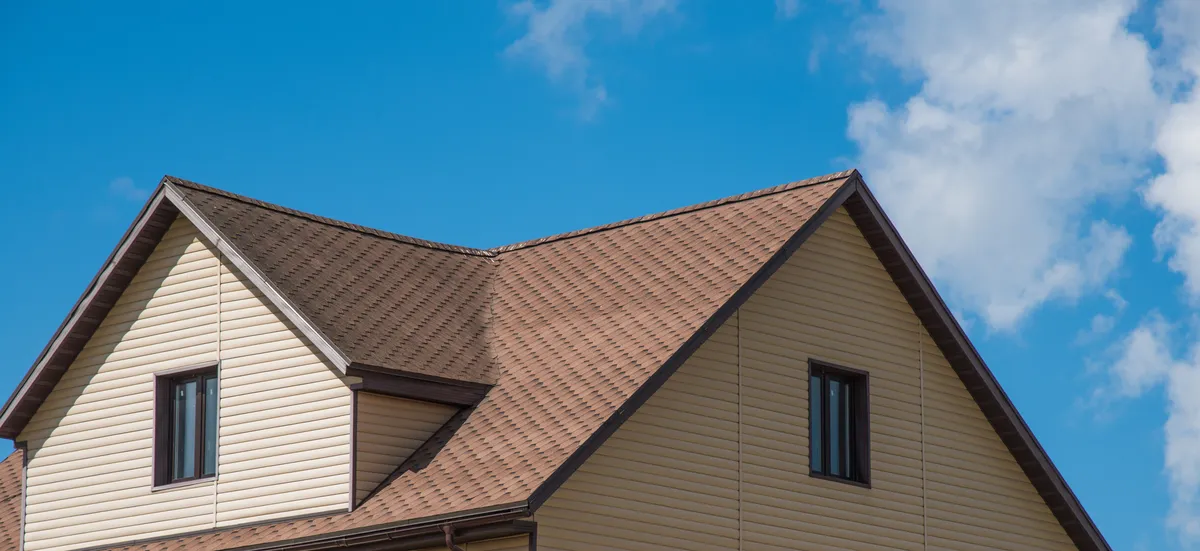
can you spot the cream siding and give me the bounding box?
[354,392,458,503]
[19,215,354,551]
[536,208,1076,551]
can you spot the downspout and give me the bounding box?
[443,525,466,551]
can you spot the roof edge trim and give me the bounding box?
[0,187,174,439]
[525,172,861,510]
[162,180,353,372]
[848,182,1111,551]
[231,502,530,551]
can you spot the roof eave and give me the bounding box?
[843,181,1111,551]
[0,177,355,441]
[0,185,177,439]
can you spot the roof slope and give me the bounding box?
[0,169,1109,551]
[0,451,20,550]
[168,177,498,384]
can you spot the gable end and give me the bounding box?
[528,174,1110,551]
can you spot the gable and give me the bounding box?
[18,215,354,551]
[537,207,1078,550]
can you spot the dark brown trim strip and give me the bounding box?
[348,368,490,407]
[525,176,860,510]
[231,505,530,551]
[843,181,1110,551]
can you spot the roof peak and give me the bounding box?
[161,169,858,258]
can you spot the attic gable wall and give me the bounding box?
[535,208,1077,550]
[19,215,354,551]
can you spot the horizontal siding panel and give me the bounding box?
[538,208,1074,551]
[21,215,352,550]
[354,393,457,503]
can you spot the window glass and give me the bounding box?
[809,374,822,473]
[808,364,868,485]
[172,379,197,481]
[829,378,843,477]
[202,376,218,476]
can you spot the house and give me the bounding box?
[0,170,1110,551]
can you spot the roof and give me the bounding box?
[0,170,1110,551]
[0,450,20,550]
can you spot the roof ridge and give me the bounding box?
[487,169,857,254]
[162,176,497,258]
[162,169,856,258]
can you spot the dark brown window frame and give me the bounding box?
[153,364,218,488]
[808,359,870,488]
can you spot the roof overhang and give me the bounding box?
[0,178,352,440]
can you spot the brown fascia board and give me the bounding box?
[0,186,179,440]
[228,504,530,551]
[347,366,491,407]
[842,184,1111,551]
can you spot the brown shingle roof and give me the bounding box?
[167,177,499,384]
[0,169,1110,551]
[0,450,21,550]
[90,172,850,551]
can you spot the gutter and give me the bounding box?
[233,504,529,551]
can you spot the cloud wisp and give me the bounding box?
[108,177,150,202]
[505,0,677,119]
[847,0,1157,332]
[847,0,1200,545]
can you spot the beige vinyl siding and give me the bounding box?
[537,208,1076,551]
[413,535,530,551]
[19,215,353,551]
[355,392,458,503]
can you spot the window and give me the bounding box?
[808,360,869,485]
[154,366,218,486]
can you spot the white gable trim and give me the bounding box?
[162,182,351,372]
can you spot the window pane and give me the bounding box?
[843,381,854,478]
[202,376,218,477]
[172,379,197,480]
[829,379,843,477]
[809,374,822,473]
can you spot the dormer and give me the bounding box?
[1,178,493,550]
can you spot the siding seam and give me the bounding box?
[736,309,743,551]
[213,244,223,528]
[919,320,927,550]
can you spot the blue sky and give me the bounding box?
[2,2,1199,549]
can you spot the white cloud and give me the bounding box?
[506,0,676,118]
[776,0,801,20]
[108,177,149,202]
[1104,313,1200,545]
[1120,1,1200,544]
[847,0,1158,331]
